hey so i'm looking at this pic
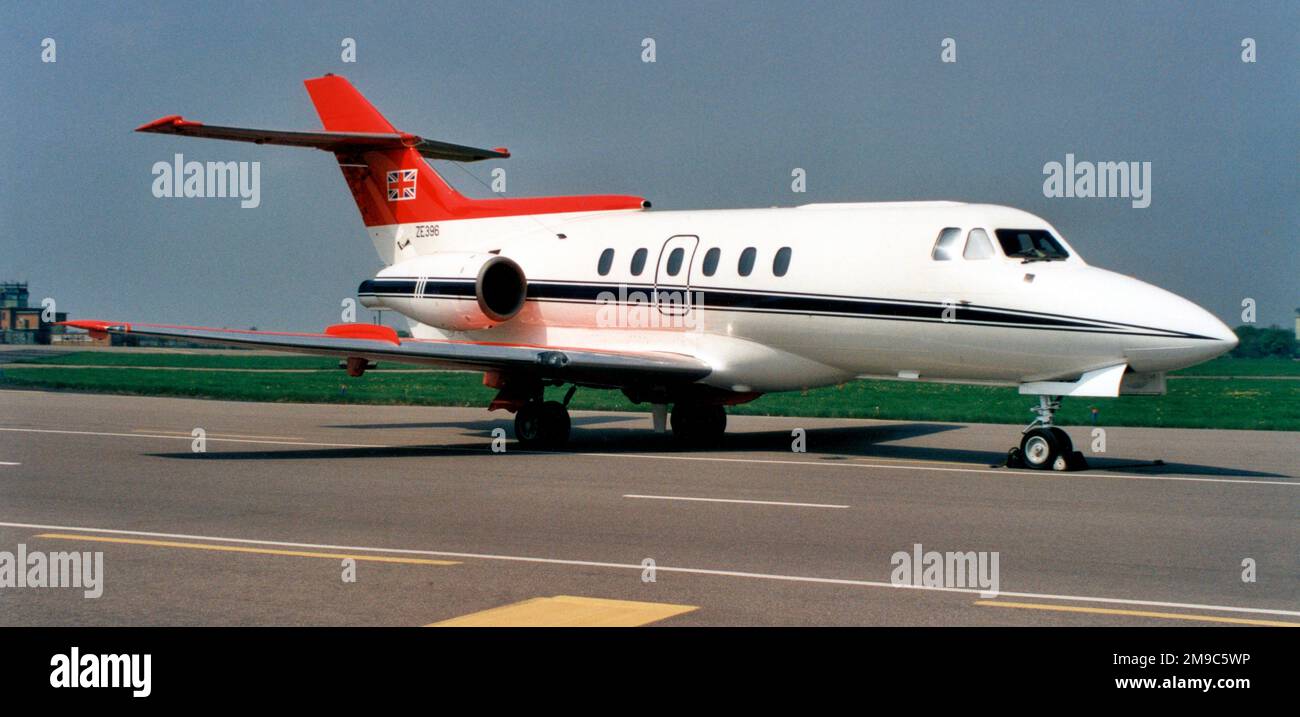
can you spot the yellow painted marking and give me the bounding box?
[33,533,458,566]
[429,595,698,627]
[975,600,1300,627]
[132,429,303,440]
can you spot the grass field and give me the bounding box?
[2,352,1296,430]
[1167,357,1299,377]
[11,352,426,371]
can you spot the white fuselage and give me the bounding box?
[366,201,1236,394]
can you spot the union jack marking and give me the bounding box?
[386,169,417,201]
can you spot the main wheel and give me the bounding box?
[1019,427,1062,470]
[514,400,570,449]
[671,403,726,447]
[537,400,571,447]
[514,402,542,446]
[702,404,726,440]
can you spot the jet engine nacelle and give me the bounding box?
[358,252,527,331]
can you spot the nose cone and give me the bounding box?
[1202,311,1239,351]
[1124,287,1238,372]
[1181,304,1238,360]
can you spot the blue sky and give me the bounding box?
[2,1,1296,328]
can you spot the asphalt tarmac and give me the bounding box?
[1,389,1295,626]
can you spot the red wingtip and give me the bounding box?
[136,115,182,132]
[494,147,511,158]
[59,320,118,331]
[58,320,126,341]
[136,115,203,132]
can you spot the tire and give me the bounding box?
[514,402,542,446]
[701,404,726,443]
[670,403,695,442]
[537,400,571,448]
[671,403,726,447]
[1019,427,1062,470]
[1048,426,1074,454]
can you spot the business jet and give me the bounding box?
[65,75,1238,471]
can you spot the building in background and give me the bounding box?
[2,283,240,349]
[0,282,71,345]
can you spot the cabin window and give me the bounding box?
[597,248,615,276]
[666,247,685,276]
[773,246,792,276]
[931,228,962,260]
[995,229,1070,261]
[738,247,757,276]
[702,247,721,277]
[963,229,994,260]
[630,248,647,276]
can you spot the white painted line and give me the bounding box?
[1,519,1296,619]
[624,494,848,509]
[1,426,1294,487]
[132,429,304,441]
[581,451,1299,487]
[0,462,20,466]
[0,427,383,449]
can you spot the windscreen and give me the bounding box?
[994,229,1070,261]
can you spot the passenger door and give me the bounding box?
[654,235,699,316]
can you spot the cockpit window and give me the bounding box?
[931,228,962,261]
[995,229,1069,262]
[963,229,994,260]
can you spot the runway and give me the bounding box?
[1,389,1296,626]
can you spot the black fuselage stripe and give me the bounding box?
[357,278,1212,339]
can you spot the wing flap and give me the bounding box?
[60,321,710,387]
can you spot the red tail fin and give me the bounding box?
[135,75,647,229]
[301,75,646,227]
[303,75,396,133]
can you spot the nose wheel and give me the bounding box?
[1006,396,1088,471]
[1018,426,1073,470]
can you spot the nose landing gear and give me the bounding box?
[1006,395,1088,471]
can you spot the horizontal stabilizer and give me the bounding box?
[135,116,510,162]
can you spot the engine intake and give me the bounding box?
[477,255,527,322]
[358,252,527,331]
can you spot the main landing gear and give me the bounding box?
[670,402,727,447]
[1006,395,1088,471]
[513,398,729,449]
[513,399,571,448]
[512,384,577,449]
[495,376,742,450]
